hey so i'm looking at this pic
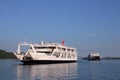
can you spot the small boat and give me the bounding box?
[88,52,100,60]
[14,40,78,64]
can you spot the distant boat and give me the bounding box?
[88,52,100,60]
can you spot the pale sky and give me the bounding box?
[0,0,120,57]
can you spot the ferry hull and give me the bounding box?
[21,60,77,64]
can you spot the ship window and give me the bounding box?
[34,47,46,49]
[37,51,43,53]
[37,51,50,53]
[67,49,70,51]
[61,53,63,58]
[62,48,66,51]
[34,47,56,49]
[44,52,52,55]
[68,53,71,58]
[60,52,66,58]
[53,52,60,57]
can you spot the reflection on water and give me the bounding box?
[88,61,101,80]
[77,61,102,80]
[16,63,78,80]
[1,60,120,80]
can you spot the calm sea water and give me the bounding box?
[0,59,120,80]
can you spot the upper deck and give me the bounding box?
[33,42,76,50]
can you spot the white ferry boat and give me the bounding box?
[14,41,77,64]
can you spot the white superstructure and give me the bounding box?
[14,41,77,64]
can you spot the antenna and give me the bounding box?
[41,40,44,45]
[24,38,27,44]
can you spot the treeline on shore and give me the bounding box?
[101,57,120,60]
[0,49,16,59]
[1,49,120,60]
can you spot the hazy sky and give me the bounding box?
[0,0,120,57]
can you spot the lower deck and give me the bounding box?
[21,60,77,64]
